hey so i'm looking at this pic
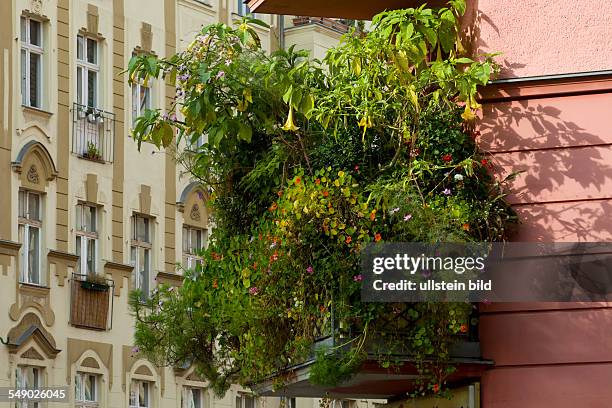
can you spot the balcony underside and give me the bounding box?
[246,0,446,19]
[253,342,492,399]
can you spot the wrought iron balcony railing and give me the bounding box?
[72,103,115,163]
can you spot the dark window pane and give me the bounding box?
[29,52,41,108]
[87,38,97,64]
[87,70,97,107]
[29,20,42,46]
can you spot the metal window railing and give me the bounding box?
[72,103,115,163]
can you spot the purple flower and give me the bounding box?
[249,287,260,295]
[131,346,140,353]
[179,73,190,81]
[404,213,412,221]
[353,274,363,282]
[306,265,314,274]
[197,191,204,200]
[216,71,226,79]
[442,188,452,196]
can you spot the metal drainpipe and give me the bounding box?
[278,14,285,50]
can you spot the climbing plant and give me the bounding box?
[128,0,516,398]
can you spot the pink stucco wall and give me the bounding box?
[465,0,612,79]
[471,2,612,405]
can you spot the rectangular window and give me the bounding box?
[18,190,42,285]
[182,387,204,408]
[75,372,99,407]
[76,203,98,276]
[129,380,151,408]
[281,398,296,408]
[131,80,151,126]
[182,226,206,270]
[15,366,42,408]
[236,0,250,15]
[77,35,99,108]
[20,17,44,108]
[131,215,152,299]
[236,394,255,408]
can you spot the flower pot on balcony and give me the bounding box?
[80,280,110,292]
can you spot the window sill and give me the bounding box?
[21,105,54,119]
[19,282,51,292]
[77,154,107,164]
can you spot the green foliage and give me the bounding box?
[128,1,516,399]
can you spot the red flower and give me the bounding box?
[442,153,452,163]
[295,176,302,185]
[269,202,278,211]
[315,178,321,185]
[345,236,352,244]
[369,210,376,221]
[462,223,470,231]
[212,279,218,289]
[481,159,488,166]
[277,190,283,197]
[374,233,382,242]
[322,190,329,197]
[354,165,360,172]
[432,384,440,393]
[460,324,468,333]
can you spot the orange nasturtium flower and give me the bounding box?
[322,190,329,197]
[315,178,321,185]
[269,202,278,211]
[295,176,302,185]
[462,223,470,231]
[212,279,218,289]
[460,324,468,333]
[345,236,352,244]
[374,233,382,242]
[369,210,376,221]
[432,384,440,393]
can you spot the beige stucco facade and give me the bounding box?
[0,1,352,407]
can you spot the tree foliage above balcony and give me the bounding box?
[128,0,516,398]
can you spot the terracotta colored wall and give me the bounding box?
[464,0,612,79]
[475,46,612,408]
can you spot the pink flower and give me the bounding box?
[249,287,260,295]
[306,265,314,274]
[131,346,140,354]
[216,71,226,79]
[353,274,363,282]
[404,214,412,221]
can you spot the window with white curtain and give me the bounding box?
[75,203,99,276]
[182,387,205,408]
[77,34,99,108]
[131,79,151,126]
[20,16,44,109]
[182,226,206,270]
[235,394,255,408]
[18,190,42,285]
[131,215,152,300]
[15,365,42,408]
[129,380,151,408]
[75,372,99,408]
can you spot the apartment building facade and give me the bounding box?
[0,0,344,407]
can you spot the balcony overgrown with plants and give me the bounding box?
[128,0,516,399]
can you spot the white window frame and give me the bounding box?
[129,380,151,408]
[18,190,42,286]
[20,16,44,109]
[131,79,152,126]
[236,0,250,15]
[131,215,152,299]
[15,365,42,408]
[75,203,99,276]
[182,226,206,270]
[75,371,99,408]
[77,34,100,108]
[236,393,255,408]
[182,386,205,408]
